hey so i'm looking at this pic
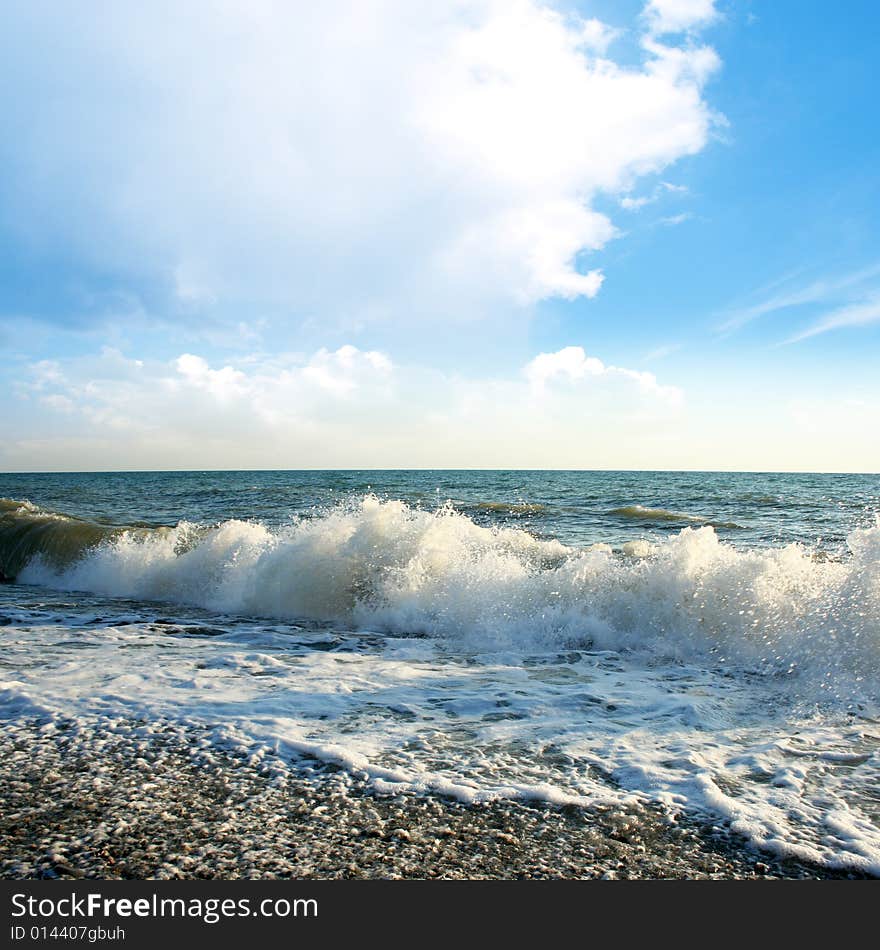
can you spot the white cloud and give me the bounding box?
[1,1,721,324]
[718,262,880,335]
[642,342,682,361]
[580,18,621,54]
[620,179,689,211]
[4,343,683,469]
[9,341,880,472]
[300,346,393,396]
[785,295,880,343]
[165,345,396,427]
[525,346,606,389]
[175,354,247,402]
[621,196,653,211]
[643,0,718,35]
[659,212,693,226]
[525,346,683,404]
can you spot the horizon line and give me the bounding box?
[2,467,878,477]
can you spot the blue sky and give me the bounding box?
[2,0,879,471]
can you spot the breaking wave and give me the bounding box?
[3,495,879,691]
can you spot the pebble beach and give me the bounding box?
[1,716,867,881]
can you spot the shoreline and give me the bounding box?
[0,716,870,880]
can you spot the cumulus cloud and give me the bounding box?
[525,346,607,389]
[0,0,721,327]
[9,340,879,472]
[524,346,683,403]
[4,343,684,470]
[644,0,719,35]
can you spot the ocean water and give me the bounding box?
[1,470,879,874]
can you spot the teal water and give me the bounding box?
[1,470,879,874]
[1,469,878,549]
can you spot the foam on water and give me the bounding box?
[13,495,880,696]
[1,592,878,874]
[1,488,879,875]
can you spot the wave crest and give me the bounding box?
[6,495,879,690]
[608,504,744,530]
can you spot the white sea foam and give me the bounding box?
[4,479,879,875]
[18,496,880,694]
[1,602,878,874]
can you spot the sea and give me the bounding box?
[1,469,878,874]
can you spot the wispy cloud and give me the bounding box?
[717,261,880,336]
[659,212,693,227]
[784,295,880,343]
[642,342,683,361]
[619,180,689,212]
[621,195,654,211]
